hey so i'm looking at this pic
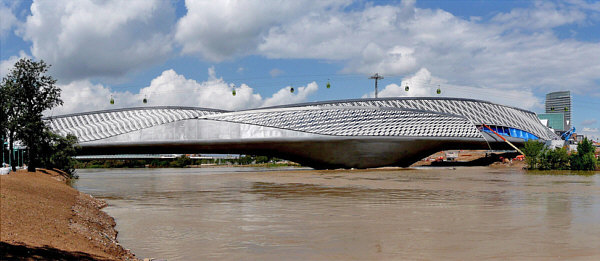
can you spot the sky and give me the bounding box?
[1,0,599,140]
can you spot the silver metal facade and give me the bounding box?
[48,107,225,142]
[45,98,557,169]
[262,97,557,140]
[210,107,482,138]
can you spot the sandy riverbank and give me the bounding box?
[1,169,137,260]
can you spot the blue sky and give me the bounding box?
[1,0,599,140]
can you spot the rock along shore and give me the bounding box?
[1,169,137,260]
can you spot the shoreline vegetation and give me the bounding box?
[75,155,300,169]
[72,151,544,170]
[522,138,599,171]
[1,169,137,260]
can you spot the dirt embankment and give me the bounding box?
[1,169,137,260]
[412,150,526,168]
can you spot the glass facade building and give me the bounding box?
[545,91,571,131]
[538,113,565,131]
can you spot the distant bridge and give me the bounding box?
[46,98,557,169]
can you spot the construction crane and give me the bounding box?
[561,126,576,141]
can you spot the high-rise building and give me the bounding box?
[545,91,571,131]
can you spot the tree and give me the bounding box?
[521,140,546,169]
[2,58,63,172]
[570,138,597,171]
[0,84,5,138]
[0,83,7,165]
[39,131,80,177]
[170,155,192,167]
[255,155,270,164]
[0,77,22,171]
[540,147,569,170]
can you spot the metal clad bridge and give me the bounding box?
[46,98,557,169]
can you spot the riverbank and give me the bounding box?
[411,150,526,168]
[0,169,137,260]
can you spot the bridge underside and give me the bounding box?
[77,135,519,169]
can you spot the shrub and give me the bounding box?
[522,140,546,169]
[169,155,192,167]
[540,147,569,170]
[38,131,80,178]
[523,138,597,171]
[255,156,270,164]
[570,138,597,171]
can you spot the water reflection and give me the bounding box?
[73,167,600,260]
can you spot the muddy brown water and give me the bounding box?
[72,167,600,260]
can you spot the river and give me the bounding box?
[72,167,600,260]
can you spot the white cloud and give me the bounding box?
[138,67,264,111]
[21,0,176,82]
[343,44,418,75]
[48,79,130,116]
[50,68,319,115]
[269,68,284,77]
[175,0,350,61]
[366,68,542,110]
[262,82,319,107]
[0,1,18,38]
[567,0,600,12]
[259,4,413,62]
[11,0,600,102]
[492,1,586,30]
[581,119,598,126]
[580,127,600,141]
[0,51,31,79]
[256,1,600,95]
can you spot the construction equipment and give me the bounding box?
[482,124,524,155]
[561,126,576,141]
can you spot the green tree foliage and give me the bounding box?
[540,147,569,170]
[1,58,80,174]
[521,138,598,171]
[43,132,80,177]
[170,155,192,167]
[0,84,7,165]
[0,79,22,171]
[237,155,254,165]
[76,160,148,169]
[149,159,170,168]
[0,84,7,139]
[2,58,63,172]
[522,140,546,169]
[570,138,597,171]
[577,137,595,155]
[255,156,270,164]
